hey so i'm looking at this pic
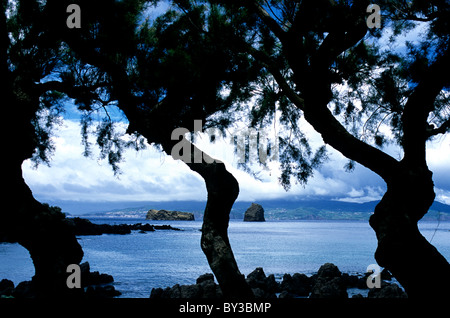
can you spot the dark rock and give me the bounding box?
[80,262,114,287]
[101,224,131,235]
[78,261,119,298]
[342,273,359,288]
[381,268,393,281]
[244,203,265,222]
[0,232,16,243]
[70,218,183,236]
[146,209,194,221]
[310,277,348,298]
[246,268,279,298]
[278,290,295,298]
[0,279,14,291]
[12,281,35,298]
[252,288,266,298]
[357,272,371,289]
[180,284,202,298]
[368,282,407,298]
[165,284,181,298]
[154,225,181,231]
[310,263,347,298]
[196,273,215,285]
[85,271,114,286]
[129,223,155,232]
[85,285,121,298]
[280,273,311,297]
[149,265,408,299]
[150,273,223,299]
[80,261,90,274]
[246,267,267,289]
[199,279,222,299]
[150,287,163,298]
[266,275,280,294]
[317,263,342,279]
[70,217,131,235]
[0,279,14,297]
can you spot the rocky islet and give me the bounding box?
[243,203,266,222]
[146,209,195,221]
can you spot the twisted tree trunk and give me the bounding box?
[186,142,254,298]
[65,41,254,298]
[5,166,84,297]
[158,137,254,298]
[3,92,84,297]
[369,164,450,298]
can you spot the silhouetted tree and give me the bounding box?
[172,0,449,297]
[3,0,256,297]
[7,0,450,299]
[60,4,260,297]
[1,0,87,296]
[1,0,154,296]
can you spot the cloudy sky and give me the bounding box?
[20,6,450,212]
[22,105,450,210]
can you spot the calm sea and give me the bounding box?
[1,219,449,298]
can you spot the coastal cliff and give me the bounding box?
[146,209,195,221]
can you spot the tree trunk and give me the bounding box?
[369,164,450,298]
[159,138,254,298]
[68,42,254,297]
[287,56,450,298]
[6,168,84,297]
[2,71,84,297]
[3,148,84,297]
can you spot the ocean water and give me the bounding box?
[1,219,449,298]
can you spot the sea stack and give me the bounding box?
[146,209,194,221]
[243,203,265,222]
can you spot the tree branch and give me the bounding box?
[246,39,399,183]
[313,1,369,68]
[401,47,450,165]
[246,44,305,110]
[246,1,287,43]
[34,80,107,101]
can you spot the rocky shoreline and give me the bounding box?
[0,217,181,243]
[1,262,407,298]
[0,261,120,298]
[150,263,407,299]
[69,217,181,236]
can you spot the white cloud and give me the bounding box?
[23,119,206,202]
[427,134,450,202]
[21,117,361,203]
[22,114,450,206]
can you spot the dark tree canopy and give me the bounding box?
[4,0,450,298]
[6,0,449,188]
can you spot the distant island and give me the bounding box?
[64,199,450,221]
[146,209,195,221]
